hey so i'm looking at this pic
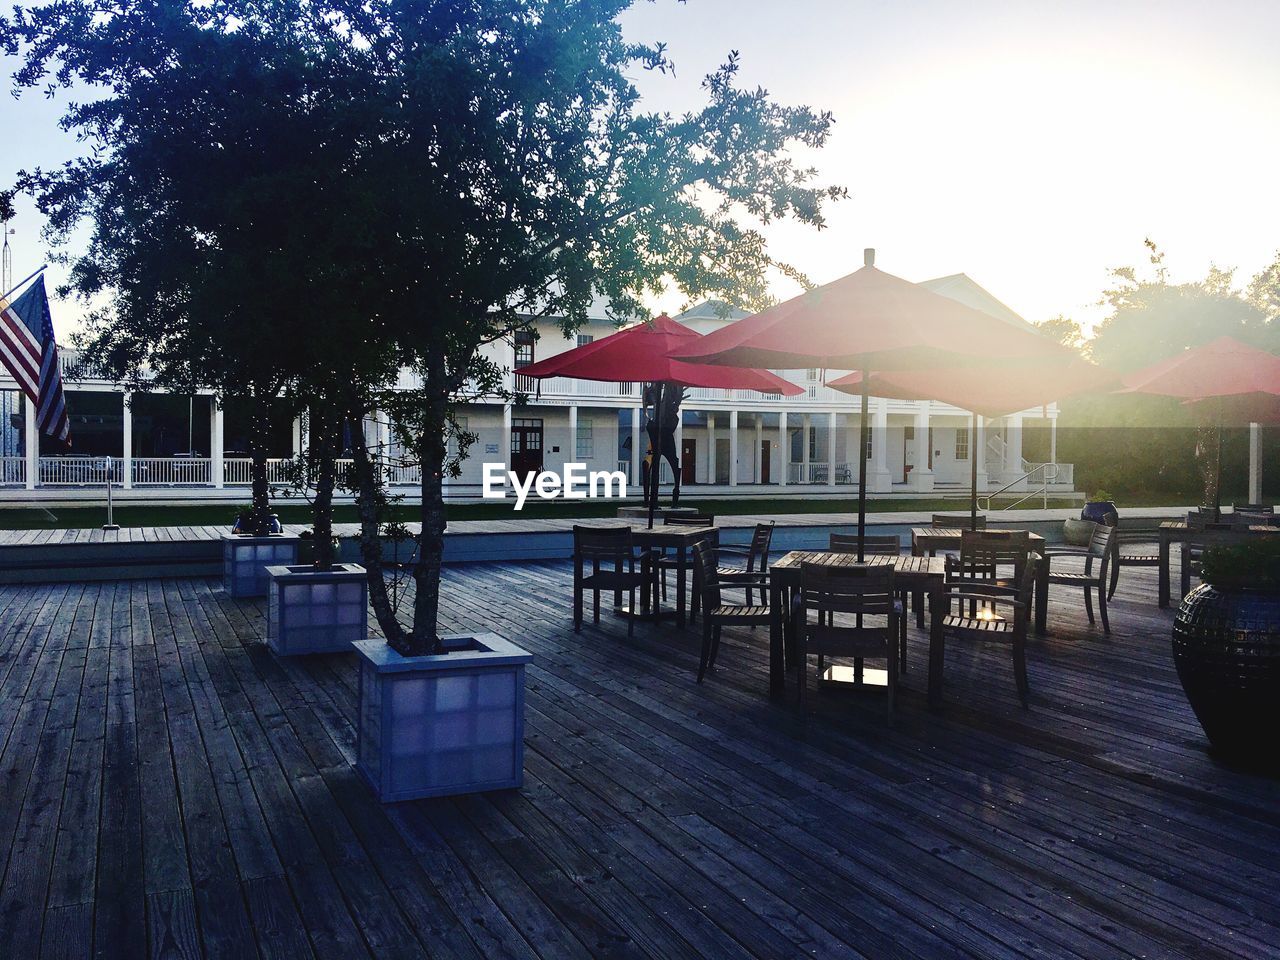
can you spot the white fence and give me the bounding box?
[38,457,125,485]
[0,457,25,485]
[132,457,212,485]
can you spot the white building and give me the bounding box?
[0,273,1074,501]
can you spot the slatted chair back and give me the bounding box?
[692,540,722,611]
[573,525,635,572]
[799,563,896,624]
[933,513,986,530]
[953,530,1031,583]
[829,533,900,555]
[664,514,715,527]
[1085,524,1116,568]
[1187,512,1231,532]
[1231,510,1277,529]
[1233,502,1273,514]
[745,522,775,572]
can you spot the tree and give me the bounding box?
[1034,315,1084,352]
[2,0,399,548]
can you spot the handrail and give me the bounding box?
[979,462,1061,512]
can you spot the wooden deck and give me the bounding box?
[1,561,1278,959]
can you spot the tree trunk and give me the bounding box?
[408,378,449,656]
[248,394,273,536]
[349,414,408,649]
[310,402,338,572]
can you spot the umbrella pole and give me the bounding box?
[647,382,660,529]
[857,367,869,562]
[970,411,979,531]
[1214,417,1224,517]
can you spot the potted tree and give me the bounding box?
[337,3,842,802]
[1172,538,1280,763]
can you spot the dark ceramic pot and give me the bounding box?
[1081,500,1118,526]
[1172,583,1280,761]
[231,512,282,534]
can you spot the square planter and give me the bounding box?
[355,634,533,802]
[222,533,301,598]
[267,563,368,656]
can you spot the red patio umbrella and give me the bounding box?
[674,250,1074,554]
[516,314,801,525]
[829,359,1116,526]
[1117,336,1280,510]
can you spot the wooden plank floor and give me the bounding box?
[1,562,1278,959]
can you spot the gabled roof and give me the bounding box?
[917,274,1035,332]
[674,300,750,322]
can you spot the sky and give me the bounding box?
[3,0,1279,335]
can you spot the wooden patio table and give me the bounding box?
[767,551,949,706]
[623,524,719,628]
[1157,521,1279,608]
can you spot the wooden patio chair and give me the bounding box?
[940,557,1039,707]
[1107,526,1162,600]
[572,525,654,641]
[945,530,1031,602]
[829,533,908,671]
[932,513,987,530]
[691,540,771,683]
[1180,512,1234,597]
[658,513,716,606]
[1041,524,1116,635]
[710,521,775,610]
[1232,502,1273,514]
[795,562,900,720]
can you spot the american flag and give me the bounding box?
[0,274,70,444]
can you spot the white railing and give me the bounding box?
[980,462,1063,512]
[0,456,25,485]
[616,459,631,483]
[38,456,125,485]
[385,460,421,485]
[786,462,853,484]
[224,458,293,486]
[131,457,212,485]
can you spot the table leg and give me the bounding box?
[928,584,945,708]
[676,547,687,628]
[769,578,785,698]
[1158,532,1171,608]
[1035,555,1049,635]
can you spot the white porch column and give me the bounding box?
[210,397,223,489]
[568,404,578,466]
[754,418,763,484]
[801,414,811,484]
[674,414,683,484]
[502,404,513,470]
[1000,412,1025,489]
[974,415,989,491]
[292,416,305,458]
[1249,422,1262,505]
[827,411,837,488]
[778,410,787,487]
[911,402,934,492]
[728,410,738,486]
[867,400,892,492]
[122,393,134,489]
[630,406,641,485]
[706,414,716,484]
[23,397,36,490]
[1049,414,1058,464]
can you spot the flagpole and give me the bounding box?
[0,264,47,303]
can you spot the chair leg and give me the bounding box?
[574,586,583,632]
[627,587,635,641]
[1107,559,1120,601]
[709,625,723,668]
[697,619,713,682]
[1098,584,1110,636]
[1082,585,1094,624]
[1012,636,1029,708]
[899,592,908,673]
[593,589,601,624]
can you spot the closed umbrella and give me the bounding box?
[1117,336,1280,511]
[675,250,1075,556]
[516,314,801,525]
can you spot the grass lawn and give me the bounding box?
[0,493,1135,531]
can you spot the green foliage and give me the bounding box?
[1035,315,1084,351]
[1199,539,1280,591]
[1086,490,1114,503]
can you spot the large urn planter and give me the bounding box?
[222,533,301,598]
[1080,500,1119,527]
[1062,518,1097,547]
[1172,582,1280,763]
[267,563,368,656]
[355,634,533,802]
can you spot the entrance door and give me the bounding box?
[714,438,731,484]
[681,438,697,485]
[760,440,771,484]
[510,418,544,479]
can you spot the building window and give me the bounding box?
[447,416,468,458]
[576,417,594,458]
[955,427,969,460]
[806,368,818,382]
[514,331,535,369]
[865,431,873,461]
[576,334,594,348]
[808,426,818,461]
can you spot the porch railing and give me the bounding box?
[132,457,212,485]
[0,456,25,485]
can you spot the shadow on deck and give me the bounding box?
[0,561,1278,959]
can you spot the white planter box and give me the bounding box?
[222,533,301,598]
[355,634,532,802]
[267,563,368,656]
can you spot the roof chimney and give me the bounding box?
[864,248,875,267]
